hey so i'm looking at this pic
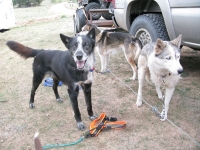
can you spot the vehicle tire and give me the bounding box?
[129,14,169,46]
[101,3,114,20]
[74,9,86,34]
[84,2,101,20]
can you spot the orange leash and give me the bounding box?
[85,113,126,137]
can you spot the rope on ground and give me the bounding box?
[42,136,84,150]
[110,70,200,147]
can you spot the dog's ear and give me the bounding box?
[96,32,102,42]
[86,27,95,40]
[82,24,93,32]
[87,24,93,31]
[60,33,70,48]
[155,38,166,55]
[93,24,101,35]
[171,34,182,48]
[81,24,88,32]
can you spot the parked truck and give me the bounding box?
[74,0,200,49]
[110,0,200,49]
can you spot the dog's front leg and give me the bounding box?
[160,87,175,121]
[79,80,97,121]
[68,85,85,130]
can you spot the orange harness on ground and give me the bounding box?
[85,113,126,138]
[43,113,126,149]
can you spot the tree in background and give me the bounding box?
[13,0,43,7]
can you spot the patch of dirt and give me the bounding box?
[48,2,75,15]
[0,1,200,150]
[16,2,76,26]
[16,16,62,26]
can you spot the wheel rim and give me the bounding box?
[135,28,152,46]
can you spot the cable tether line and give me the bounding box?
[110,70,200,147]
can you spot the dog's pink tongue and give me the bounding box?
[77,61,85,69]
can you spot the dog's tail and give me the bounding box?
[6,41,41,59]
[134,38,142,62]
[34,132,42,150]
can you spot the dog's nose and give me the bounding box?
[76,51,83,60]
[76,55,82,60]
[178,69,183,74]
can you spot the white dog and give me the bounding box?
[136,35,183,121]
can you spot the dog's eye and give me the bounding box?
[83,42,88,47]
[73,43,78,48]
[176,55,180,59]
[166,56,171,60]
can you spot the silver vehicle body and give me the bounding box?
[113,0,200,49]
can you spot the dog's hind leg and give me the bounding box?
[126,56,137,80]
[99,54,110,73]
[68,84,85,130]
[99,55,107,73]
[52,78,63,103]
[130,64,137,80]
[29,68,46,108]
[80,80,97,121]
[105,54,110,72]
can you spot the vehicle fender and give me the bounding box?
[153,0,176,40]
[114,0,176,40]
[114,0,136,31]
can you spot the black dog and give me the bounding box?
[6,28,97,130]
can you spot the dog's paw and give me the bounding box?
[89,115,98,121]
[29,103,35,109]
[77,122,86,131]
[130,76,136,80]
[160,116,167,121]
[56,98,63,103]
[136,98,142,107]
[160,110,167,121]
[100,69,110,74]
[158,93,163,100]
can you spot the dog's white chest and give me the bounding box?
[87,71,93,81]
